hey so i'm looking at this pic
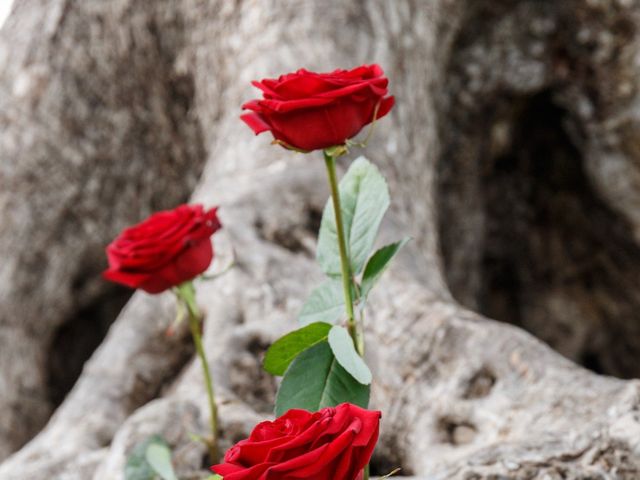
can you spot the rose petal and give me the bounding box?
[103,204,221,294]
[240,64,394,151]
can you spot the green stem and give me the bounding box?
[324,151,369,480]
[353,280,366,356]
[323,151,362,357]
[177,282,219,463]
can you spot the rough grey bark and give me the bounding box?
[1,0,640,479]
[0,0,206,457]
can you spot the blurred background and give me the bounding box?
[2,1,640,478]
[0,2,12,28]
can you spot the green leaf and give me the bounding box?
[207,476,223,480]
[328,326,372,385]
[360,238,410,297]
[264,322,333,376]
[125,435,177,480]
[275,342,370,416]
[299,281,345,326]
[145,443,178,480]
[125,439,156,480]
[317,156,390,277]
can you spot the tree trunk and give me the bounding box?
[2,0,640,478]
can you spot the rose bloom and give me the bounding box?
[103,204,221,294]
[241,64,394,152]
[212,403,380,480]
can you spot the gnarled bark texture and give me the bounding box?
[1,1,640,478]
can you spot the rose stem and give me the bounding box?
[324,150,370,480]
[178,281,219,463]
[323,151,362,356]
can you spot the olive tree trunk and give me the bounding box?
[2,1,640,479]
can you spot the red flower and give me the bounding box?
[241,65,394,152]
[212,403,380,480]
[103,204,221,294]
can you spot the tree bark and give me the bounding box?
[2,0,640,478]
[0,0,207,457]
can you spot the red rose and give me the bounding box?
[212,403,380,480]
[103,204,221,294]
[241,64,394,151]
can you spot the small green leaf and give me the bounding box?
[145,442,178,480]
[361,238,410,297]
[275,342,370,416]
[264,322,332,375]
[299,281,345,326]
[317,157,390,277]
[125,440,156,480]
[125,435,176,480]
[328,326,372,385]
[207,476,224,480]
